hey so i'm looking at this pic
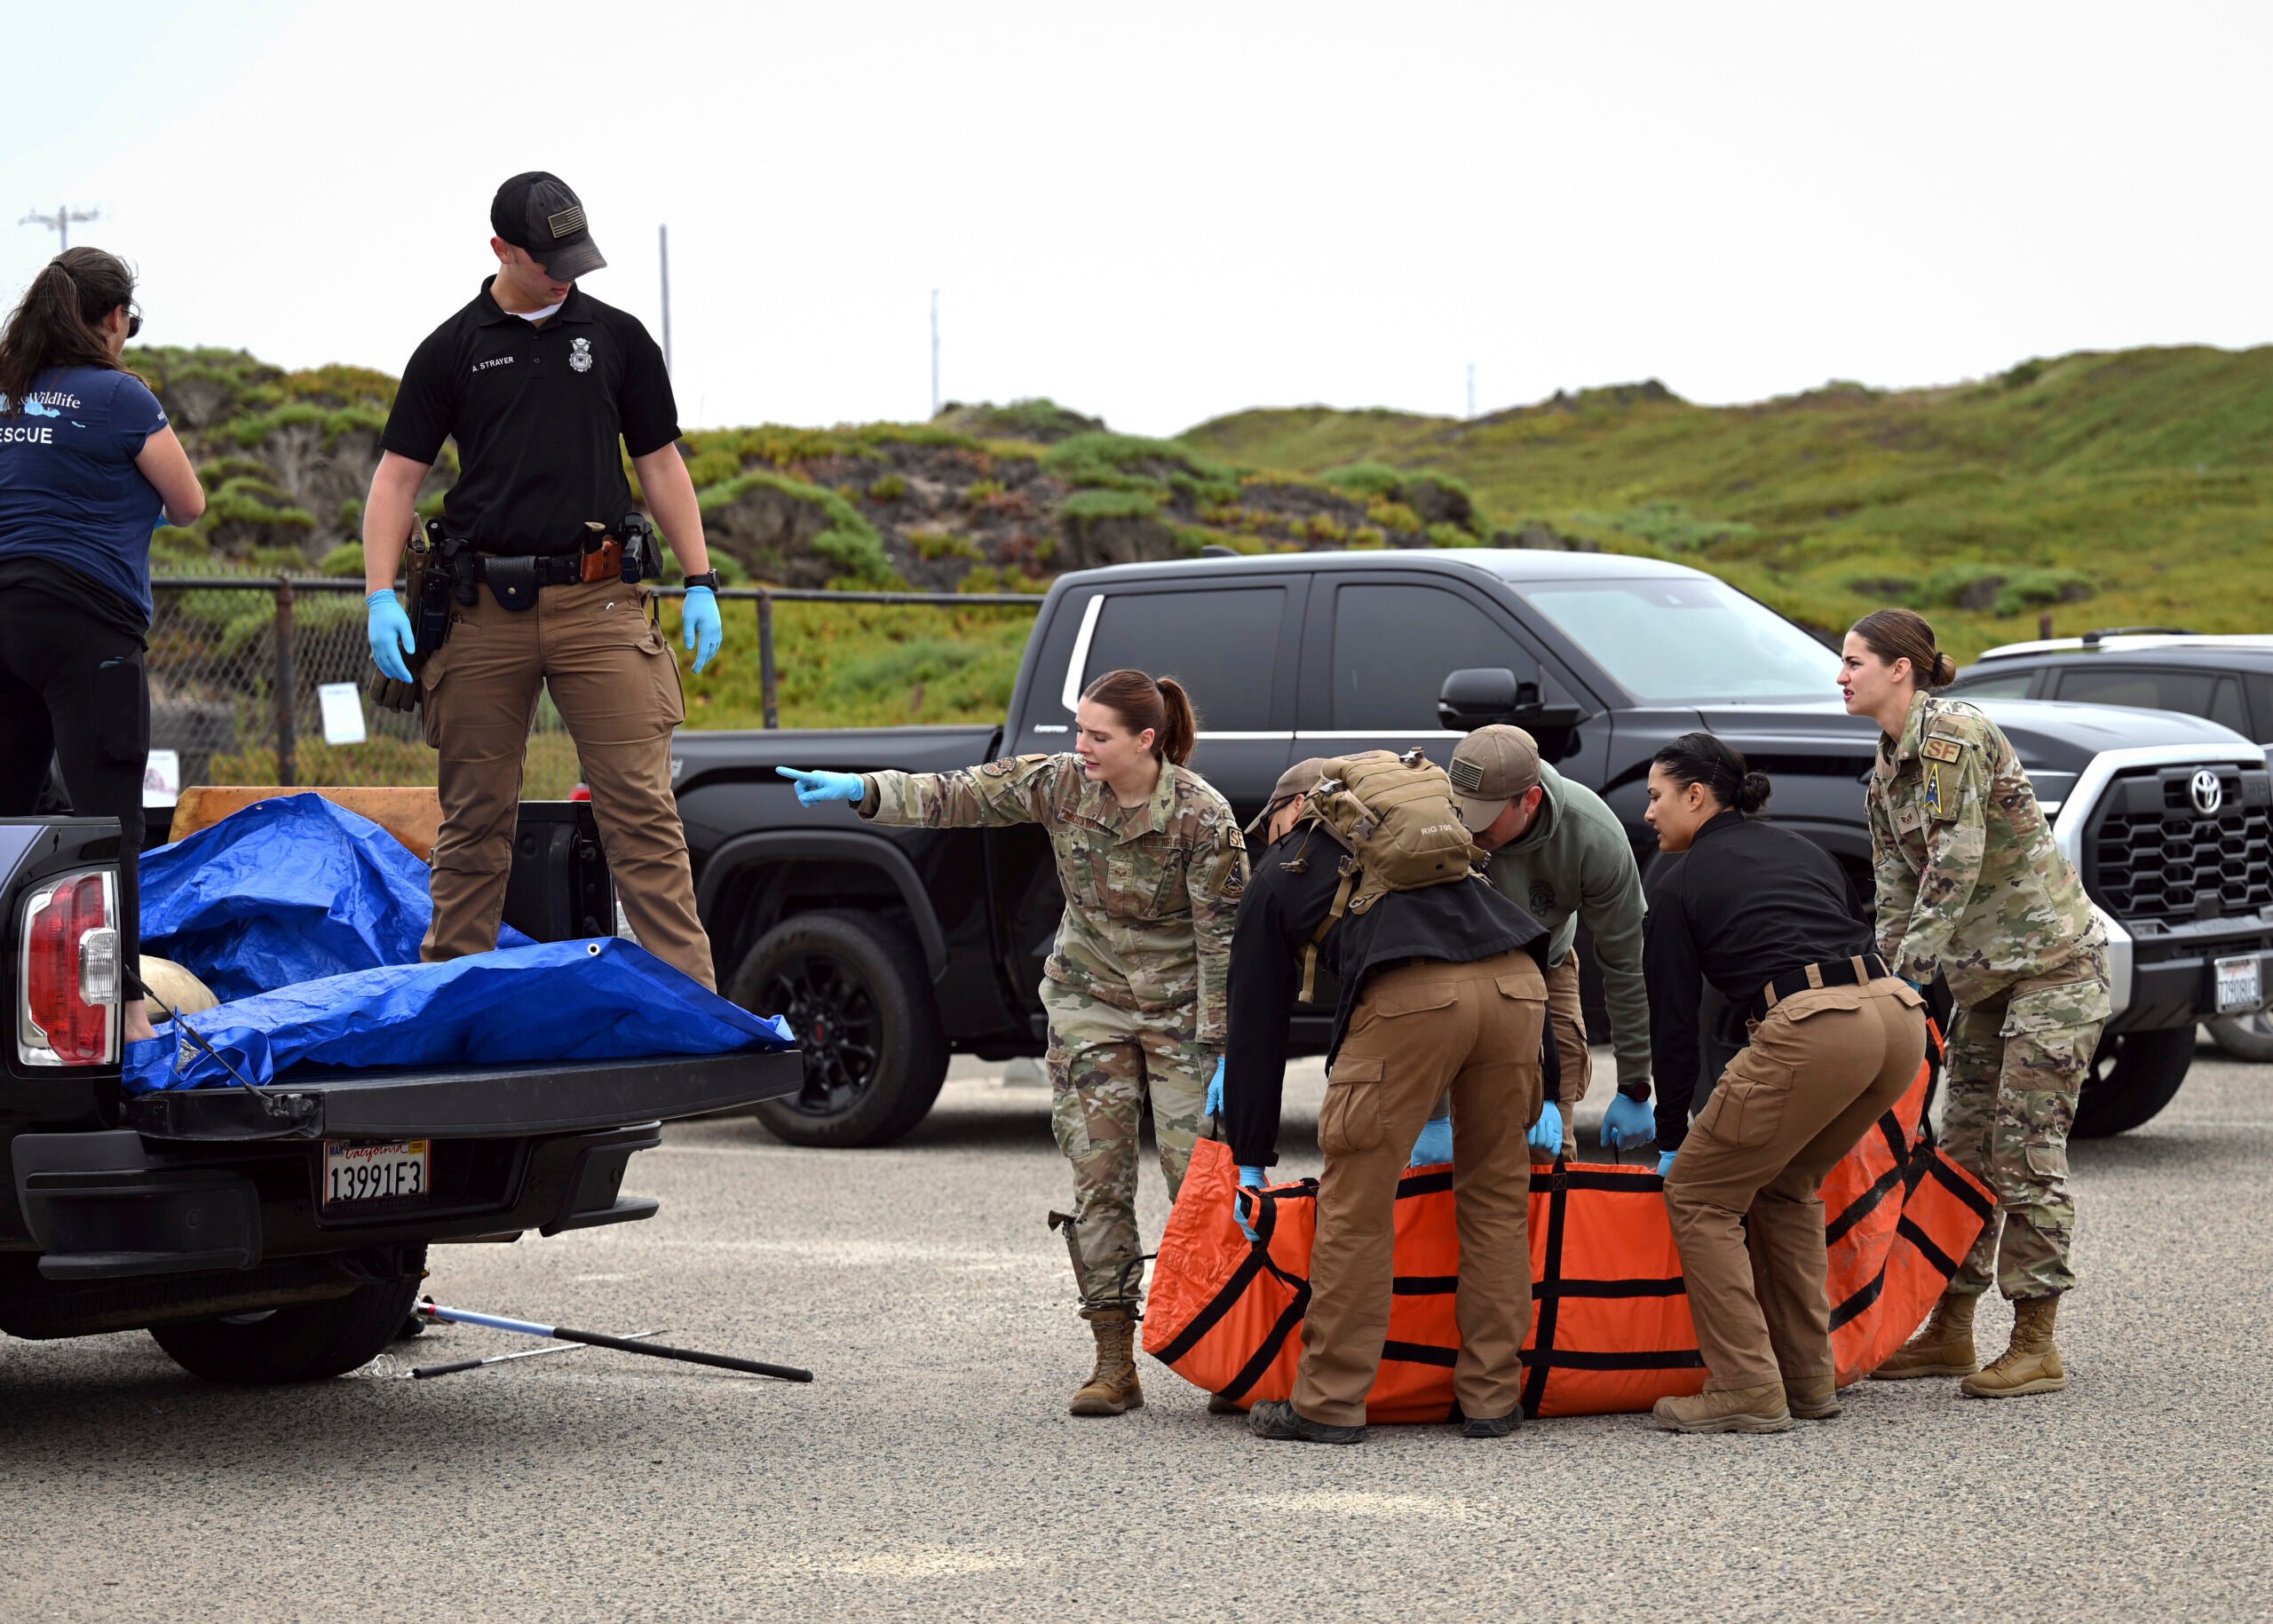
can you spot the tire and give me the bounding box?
[2071,1027,2195,1137]
[2207,1011,2273,1063]
[149,1255,426,1383]
[728,909,947,1148]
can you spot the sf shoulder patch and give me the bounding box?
[978,757,1020,778]
[1921,734,1964,764]
[1923,761,1956,820]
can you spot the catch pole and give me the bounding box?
[416,1300,812,1382]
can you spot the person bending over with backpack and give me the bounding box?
[1222,749,1560,1445]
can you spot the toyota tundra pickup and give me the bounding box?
[4,806,801,1382]
[675,551,2273,1146]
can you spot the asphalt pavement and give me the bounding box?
[3,1043,2269,1622]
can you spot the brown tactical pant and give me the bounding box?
[1294,951,1548,1429]
[1664,972,1927,1391]
[418,575,717,989]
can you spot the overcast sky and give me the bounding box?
[4,1,2262,438]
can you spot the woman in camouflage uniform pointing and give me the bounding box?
[779,669,1246,1417]
[1841,607,2110,1398]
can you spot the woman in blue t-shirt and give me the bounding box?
[0,248,205,1045]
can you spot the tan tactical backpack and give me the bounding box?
[1295,749,1484,999]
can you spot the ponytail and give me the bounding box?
[1653,732,1771,817]
[1851,607,1956,693]
[0,247,138,416]
[1154,677,1197,765]
[1080,668,1202,764]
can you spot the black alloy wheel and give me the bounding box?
[727,909,947,1148]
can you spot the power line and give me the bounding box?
[19,204,100,252]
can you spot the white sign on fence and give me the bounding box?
[142,749,180,808]
[318,682,368,746]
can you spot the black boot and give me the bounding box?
[1247,1399,1365,1445]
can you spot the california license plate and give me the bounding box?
[2214,955,2263,1014]
[321,1139,430,1210]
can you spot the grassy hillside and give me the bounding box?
[127,341,2273,747]
[128,352,1511,730]
[1181,346,2273,659]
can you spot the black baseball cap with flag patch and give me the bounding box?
[490,171,607,281]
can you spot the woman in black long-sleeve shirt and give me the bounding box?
[1641,733,1927,1436]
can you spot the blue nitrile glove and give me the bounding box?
[774,765,867,806]
[1903,977,1926,993]
[1601,1092,1656,1152]
[1235,1166,1267,1242]
[1526,1102,1564,1156]
[1204,1058,1225,1118]
[1408,1113,1453,1167]
[1658,1149,1677,1178]
[367,590,416,685]
[683,585,722,675]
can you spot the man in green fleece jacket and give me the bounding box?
[1449,725,1653,1158]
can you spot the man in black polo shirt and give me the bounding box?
[360,172,725,987]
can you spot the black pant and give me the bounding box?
[0,590,149,965]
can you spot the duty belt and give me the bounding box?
[1752,953,1890,1023]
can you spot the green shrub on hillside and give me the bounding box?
[1319,462,1406,499]
[1063,487,1164,523]
[698,469,894,586]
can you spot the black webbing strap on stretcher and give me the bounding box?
[1518,1158,1703,1419]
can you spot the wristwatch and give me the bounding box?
[684,570,722,592]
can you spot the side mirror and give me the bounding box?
[1437,668,1523,730]
[1436,667,1587,758]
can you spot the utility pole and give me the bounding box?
[1466,362,1476,420]
[658,224,672,375]
[930,288,940,419]
[20,204,99,251]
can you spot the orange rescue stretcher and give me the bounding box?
[1144,1035,1993,1421]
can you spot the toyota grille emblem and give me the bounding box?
[2190,768,2225,816]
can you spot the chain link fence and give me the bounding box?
[145,577,1047,798]
[150,575,580,797]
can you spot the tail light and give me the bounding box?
[18,867,120,1067]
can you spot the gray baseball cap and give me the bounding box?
[1246,756,1334,835]
[491,171,607,282]
[1447,725,1541,832]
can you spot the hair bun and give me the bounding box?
[1932,654,1959,688]
[1736,771,1773,815]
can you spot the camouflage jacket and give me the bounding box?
[1868,690,2102,1003]
[863,754,1247,1045]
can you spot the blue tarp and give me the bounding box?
[124,938,796,1093]
[140,794,532,1002]
[128,791,795,1094]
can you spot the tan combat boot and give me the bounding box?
[1070,1307,1144,1416]
[1784,1375,1842,1420]
[1652,1382,1792,1434]
[1869,1291,1978,1380]
[1961,1295,2066,1398]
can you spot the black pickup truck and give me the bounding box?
[3,807,800,1382]
[675,551,2273,1146]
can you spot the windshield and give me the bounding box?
[1522,577,1838,705]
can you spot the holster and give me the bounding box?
[365,543,450,716]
